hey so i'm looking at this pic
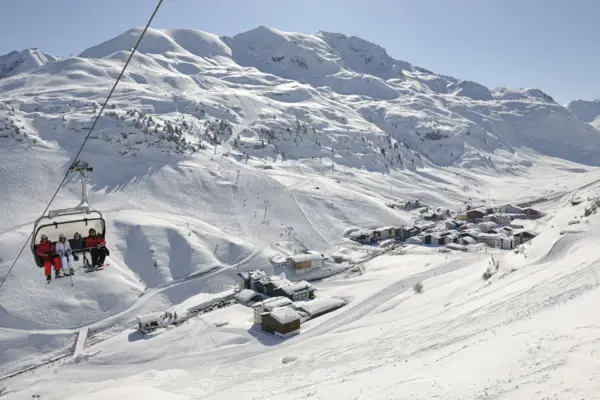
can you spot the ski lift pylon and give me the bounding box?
[31,160,106,267]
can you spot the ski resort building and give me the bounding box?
[252,296,293,324]
[286,253,324,273]
[136,312,165,334]
[236,269,268,291]
[261,307,301,338]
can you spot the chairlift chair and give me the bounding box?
[30,160,106,268]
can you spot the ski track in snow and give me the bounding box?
[2,25,600,399]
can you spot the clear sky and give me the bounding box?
[1,0,597,104]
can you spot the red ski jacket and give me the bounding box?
[36,241,55,258]
[85,236,101,248]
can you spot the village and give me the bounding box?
[135,266,348,339]
[133,200,544,342]
[352,200,542,252]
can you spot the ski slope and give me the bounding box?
[2,25,600,398]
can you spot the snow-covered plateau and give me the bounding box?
[1,25,600,399]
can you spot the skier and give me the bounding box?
[85,228,109,269]
[36,234,61,282]
[55,233,75,275]
[70,232,84,261]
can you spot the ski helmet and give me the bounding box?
[41,234,48,241]
[59,233,66,241]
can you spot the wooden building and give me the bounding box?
[261,307,301,338]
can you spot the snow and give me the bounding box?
[2,24,600,399]
[268,307,301,324]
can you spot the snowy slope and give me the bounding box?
[566,98,600,123]
[2,25,600,397]
[0,48,56,79]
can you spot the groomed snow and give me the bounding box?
[1,25,600,399]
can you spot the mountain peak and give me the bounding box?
[0,48,56,79]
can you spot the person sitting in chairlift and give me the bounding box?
[70,232,84,260]
[56,233,75,276]
[85,228,109,269]
[36,234,62,282]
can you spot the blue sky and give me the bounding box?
[1,0,597,104]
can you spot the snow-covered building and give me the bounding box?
[287,253,324,273]
[252,296,293,324]
[478,233,514,250]
[292,297,346,320]
[235,289,262,305]
[274,280,315,301]
[261,307,301,338]
[236,269,268,291]
[136,312,165,334]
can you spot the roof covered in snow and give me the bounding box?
[277,280,314,295]
[293,297,346,317]
[253,296,293,310]
[288,253,323,263]
[268,307,301,324]
[136,312,163,324]
[235,289,257,303]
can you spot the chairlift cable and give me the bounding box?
[0,0,164,291]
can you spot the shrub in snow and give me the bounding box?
[413,281,423,293]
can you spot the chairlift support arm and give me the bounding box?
[69,160,94,209]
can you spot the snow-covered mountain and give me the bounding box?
[0,48,56,79]
[567,99,600,130]
[2,26,600,398]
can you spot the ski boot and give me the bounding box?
[47,275,51,283]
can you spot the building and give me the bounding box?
[252,296,293,324]
[477,221,498,233]
[292,297,346,320]
[273,280,316,301]
[287,253,324,273]
[235,289,262,306]
[237,269,268,291]
[522,208,543,220]
[397,226,419,240]
[136,312,165,334]
[513,230,537,245]
[477,233,514,249]
[466,209,485,222]
[500,204,524,214]
[261,307,301,338]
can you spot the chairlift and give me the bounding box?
[30,160,106,268]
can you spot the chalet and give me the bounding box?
[273,280,315,301]
[374,226,395,239]
[237,269,268,291]
[287,253,324,273]
[459,236,477,246]
[455,214,468,221]
[136,312,164,334]
[261,307,301,338]
[445,220,459,230]
[252,296,293,324]
[513,230,537,245]
[477,221,498,233]
[522,208,543,220]
[406,236,423,245]
[466,209,485,222]
[397,226,419,240]
[292,297,346,320]
[500,204,524,214]
[414,220,436,231]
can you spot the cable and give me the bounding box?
[0,0,164,291]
